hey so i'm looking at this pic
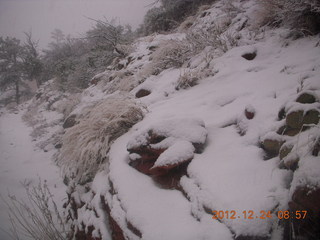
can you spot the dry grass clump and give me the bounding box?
[58,94,144,184]
[151,39,192,72]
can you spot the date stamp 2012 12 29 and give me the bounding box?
[212,210,307,220]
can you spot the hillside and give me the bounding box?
[1,0,320,239]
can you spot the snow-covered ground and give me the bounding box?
[85,24,320,238]
[1,1,319,239]
[0,108,65,239]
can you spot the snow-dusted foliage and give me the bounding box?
[150,39,191,73]
[186,22,236,54]
[4,0,320,239]
[58,93,144,183]
[259,0,320,34]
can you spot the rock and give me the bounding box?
[75,225,99,240]
[100,195,126,240]
[55,143,63,149]
[284,128,301,136]
[296,92,316,104]
[127,132,195,189]
[63,114,78,129]
[279,144,293,160]
[241,51,256,60]
[286,110,304,129]
[278,107,286,120]
[284,155,300,171]
[116,63,124,70]
[287,187,320,240]
[147,45,157,51]
[286,109,319,130]
[261,137,285,158]
[128,145,167,176]
[312,139,320,156]
[126,220,142,238]
[303,109,319,125]
[90,74,105,85]
[135,89,151,98]
[245,106,255,120]
[127,119,207,189]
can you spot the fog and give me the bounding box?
[0,0,153,49]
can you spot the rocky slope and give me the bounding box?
[20,0,320,239]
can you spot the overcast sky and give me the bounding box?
[0,0,154,49]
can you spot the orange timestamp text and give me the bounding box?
[212,210,307,220]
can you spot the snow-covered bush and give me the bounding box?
[141,0,217,34]
[58,94,144,184]
[150,39,191,72]
[259,0,320,35]
[176,67,216,90]
[186,22,236,54]
[142,7,171,35]
[2,180,70,240]
[176,69,199,90]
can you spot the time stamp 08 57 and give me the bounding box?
[212,210,307,220]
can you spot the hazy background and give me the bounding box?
[0,0,153,49]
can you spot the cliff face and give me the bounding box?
[23,0,320,239]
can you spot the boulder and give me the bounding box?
[286,109,319,130]
[63,114,78,129]
[135,89,151,98]
[127,118,207,189]
[55,143,63,149]
[279,144,293,160]
[296,92,316,104]
[245,106,255,120]
[127,132,198,189]
[277,125,300,136]
[241,51,256,60]
[283,155,300,171]
[261,137,285,158]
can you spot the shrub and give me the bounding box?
[1,180,69,240]
[186,22,236,54]
[150,39,191,72]
[176,67,217,90]
[142,7,173,35]
[176,69,199,90]
[58,94,144,184]
[259,0,320,35]
[142,0,217,35]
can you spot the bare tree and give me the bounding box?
[22,31,43,88]
[86,18,127,56]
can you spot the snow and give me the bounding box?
[153,140,195,168]
[106,135,234,240]
[2,0,320,239]
[127,118,207,150]
[99,22,320,239]
[0,108,66,240]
